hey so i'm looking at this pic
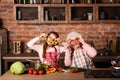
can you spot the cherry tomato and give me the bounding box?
[33,70,38,75]
[28,69,33,74]
[38,70,44,75]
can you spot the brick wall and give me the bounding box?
[0,0,120,52]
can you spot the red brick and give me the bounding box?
[23,26,37,30]
[1,5,13,9]
[77,25,88,31]
[104,32,117,35]
[87,32,102,36]
[10,35,23,40]
[87,36,100,39]
[0,1,8,4]
[31,31,41,35]
[101,36,110,39]
[87,25,100,32]
[110,25,120,31]
[17,31,29,34]
[8,0,14,4]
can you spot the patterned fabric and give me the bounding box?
[43,47,59,67]
[71,49,92,69]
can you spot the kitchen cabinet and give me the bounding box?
[14,0,120,24]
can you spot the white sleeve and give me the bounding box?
[27,36,39,50]
[27,36,44,63]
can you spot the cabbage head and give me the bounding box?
[10,61,25,75]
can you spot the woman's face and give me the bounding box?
[46,33,58,46]
[69,37,80,46]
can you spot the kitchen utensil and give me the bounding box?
[113,66,120,70]
[112,70,120,77]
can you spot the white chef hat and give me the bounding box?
[66,31,82,41]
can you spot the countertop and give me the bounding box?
[0,68,120,80]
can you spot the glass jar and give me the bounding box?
[88,13,93,20]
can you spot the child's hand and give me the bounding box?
[39,33,47,38]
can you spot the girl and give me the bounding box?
[66,31,97,69]
[27,31,71,67]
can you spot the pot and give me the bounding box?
[112,70,120,78]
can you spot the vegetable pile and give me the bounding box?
[10,61,86,75]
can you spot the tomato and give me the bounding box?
[71,69,79,73]
[28,69,33,74]
[33,70,38,75]
[57,67,63,71]
[38,70,44,75]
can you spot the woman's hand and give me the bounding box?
[60,41,71,49]
[79,38,86,44]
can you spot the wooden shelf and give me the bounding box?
[14,0,120,24]
[2,53,39,60]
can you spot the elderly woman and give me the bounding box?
[66,31,97,69]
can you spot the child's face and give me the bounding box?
[46,33,58,46]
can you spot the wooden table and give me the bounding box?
[0,70,120,80]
